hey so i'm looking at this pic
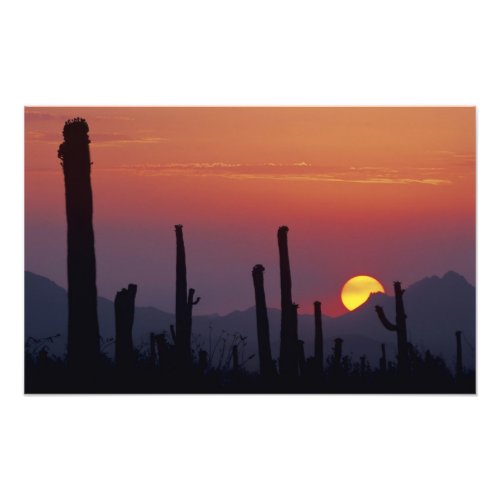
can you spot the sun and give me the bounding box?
[341,275,385,311]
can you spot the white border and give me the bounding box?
[2,1,498,499]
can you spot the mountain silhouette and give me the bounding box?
[25,270,475,371]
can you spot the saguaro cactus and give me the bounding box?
[313,301,324,373]
[172,225,200,369]
[277,226,298,378]
[375,281,409,377]
[251,265,274,378]
[58,118,100,369]
[114,284,137,370]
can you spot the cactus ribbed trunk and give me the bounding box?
[455,331,463,379]
[278,226,298,378]
[252,265,274,378]
[114,284,137,370]
[175,225,188,362]
[375,281,409,378]
[173,225,199,370]
[313,301,324,373]
[58,118,100,370]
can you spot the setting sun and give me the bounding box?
[341,275,385,311]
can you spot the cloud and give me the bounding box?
[263,161,311,167]
[430,150,475,166]
[108,162,451,186]
[215,173,450,186]
[24,130,171,146]
[90,134,171,146]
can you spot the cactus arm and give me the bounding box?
[375,306,397,331]
[188,288,200,306]
[170,324,176,343]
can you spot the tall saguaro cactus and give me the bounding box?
[58,118,100,370]
[251,265,274,378]
[278,226,298,378]
[313,301,324,373]
[173,225,200,369]
[114,284,137,370]
[375,281,409,377]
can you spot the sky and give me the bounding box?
[25,107,475,317]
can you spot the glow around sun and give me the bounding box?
[341,275,385,311]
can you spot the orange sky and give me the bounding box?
[25,107,475,316]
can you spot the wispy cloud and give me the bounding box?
[109,162,452,186]
[91,135,171,147]
[214,173,450,186]
[430,150,475,166]
[25,130,171,146]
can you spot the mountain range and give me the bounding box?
[25,270,475,371]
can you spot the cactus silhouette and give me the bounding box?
[251,264,275,378]
[277,226,298,378]
[172,225,200,370]
[313,301,324,373]
[375,281,409,377]
[58,118,100,370]
[114,284,137,370]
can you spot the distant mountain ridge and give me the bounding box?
[25,270,475,371]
